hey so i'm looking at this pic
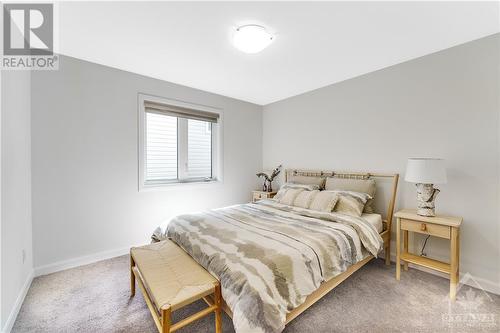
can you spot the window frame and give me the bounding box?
[138,93,223,191]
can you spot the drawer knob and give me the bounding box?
[420,223,427,231]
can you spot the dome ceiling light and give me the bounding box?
[233,25,274,54]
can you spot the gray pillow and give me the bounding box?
[325,177,376,213]
[282,182,320,191]
[331,190,372,217]
[288,175,326,189]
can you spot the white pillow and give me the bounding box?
[279,188,304,206]
[309,191,339,212]
[274,187,287,201]
[274,183,319,201]
[293,190,319,209]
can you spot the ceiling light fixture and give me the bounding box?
[233,25,274,54]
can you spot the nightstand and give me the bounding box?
[394,209,462,300]
[252,190,277,203]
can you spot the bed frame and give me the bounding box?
[203,169,399,325]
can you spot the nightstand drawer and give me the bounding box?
[400,219,450,239]
[253,192,268,200]
[252,191,277,202]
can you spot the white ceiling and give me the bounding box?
[59,1,499,105]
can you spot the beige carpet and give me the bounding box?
[12,255,500,332]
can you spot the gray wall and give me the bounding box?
[263,34,500,292]
[1,70,33,330]
[22,33,500,297]
[31,56,262,269]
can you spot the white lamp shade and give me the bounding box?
[405,158,447,184]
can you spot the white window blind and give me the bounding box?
[144,101,219,123]
[142,100,219,185]
[187,119,212,179]
[145,113,178,181]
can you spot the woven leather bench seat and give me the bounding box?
[130,240,222,333]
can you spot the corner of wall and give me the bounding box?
[0,270,33,333]
[1,69,34,332]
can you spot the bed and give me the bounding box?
[153,169,399,333]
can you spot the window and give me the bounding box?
[139,94,222,188]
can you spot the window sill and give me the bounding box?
[139,179,223,192]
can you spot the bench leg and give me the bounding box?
[214,282,222,333]
[162,306,171,333]
[130,252,135,297]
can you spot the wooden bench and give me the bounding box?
[130,240,222,333]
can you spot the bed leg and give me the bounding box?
[130,251,136,297]
[214,282,222,333]
[162,306,172,333]
[385,243,391,265]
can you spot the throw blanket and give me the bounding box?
[153,200,383,333]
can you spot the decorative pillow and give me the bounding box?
[325,178,376,213]
[309,191,339,212]
[273,186,286,201]
[274,183,320,201]
[332,191,372,217]
[293,190,320,209]
[287,175,326,189]
[278,188,305,206]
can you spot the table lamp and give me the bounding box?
[405,158,447,217]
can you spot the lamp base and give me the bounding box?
[417,207,436,217]
[416,183,440,217]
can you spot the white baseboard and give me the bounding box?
[2,246,136,333]
[1,270,34,333]
[33,246,500,295]
[34,246,133,277]
[11,246,498,330]
[386,252,500,295]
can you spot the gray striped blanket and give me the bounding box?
[153,199,383,333]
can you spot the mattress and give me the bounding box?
[362,213,383,233]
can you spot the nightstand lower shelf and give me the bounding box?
[400,253,450,274]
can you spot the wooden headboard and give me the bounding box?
[284,169,399,232]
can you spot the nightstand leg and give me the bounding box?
[403,230,408,271]
[396,218,401,280]
[385,243,391,265]
[130,252,135,297]
[450,227,459,301]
